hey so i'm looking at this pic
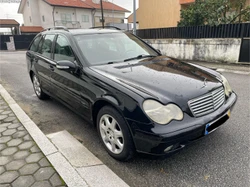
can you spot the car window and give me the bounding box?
[38,35,55,59]
[54,35,75,62]
[29,35,42,52]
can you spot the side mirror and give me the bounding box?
[56,60,76,70]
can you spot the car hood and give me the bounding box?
[90,56,223,110]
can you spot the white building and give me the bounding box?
[18,0,129,29]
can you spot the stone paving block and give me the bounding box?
[50,173,64,186]
[0,109,4,113]
[3,116,16,122]
[0,115,8,121]
[13,150,30,160]
[12,131,27,138]
[7,138,23,147]
[6,160,26,170]
[17,126,25,131]
[2,129,17,136]
[12,175,35,187]
[0,171,18,183]
[0,156,11,165]
[8,113,15,117]
[30,145,41,153]
[34,167,55,181]
[0,136,11,143]
[1,110,12,115]
[26,153,43,163]
[0,184,11,187]
[0,106,8,110]
[1,147,18,156]
[18,141,34,150]
[31,181,52,187]
[0,144,7,151]
[19,163,40,175]
[0,127,7,133]
[23,134,32,141]
[0,123,11,127]
[38,158,50,167]
[0,166,5,175]
[8,123,21,129]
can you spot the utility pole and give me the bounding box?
[133,0,137,35]
[100,0,105,28]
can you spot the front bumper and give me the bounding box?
[127,92,237,156]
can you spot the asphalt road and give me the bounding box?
[0,51,249,187]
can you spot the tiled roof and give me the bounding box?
[0,19,20,26]
[45,0,130,12]
[20,26,44,33]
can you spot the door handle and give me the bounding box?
[34,57,38,63]
[49,65,54,71]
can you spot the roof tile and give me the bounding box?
[0,19,20,26]
[20,26,44,33]
[45,0,129,12]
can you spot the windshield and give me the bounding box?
[74,32,159,65]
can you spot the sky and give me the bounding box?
[0,0,138,25]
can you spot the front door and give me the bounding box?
[50,35,88,114]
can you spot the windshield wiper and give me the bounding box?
[124,55,158,62]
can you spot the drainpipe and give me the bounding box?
[91,8,96,27]
[52,6,55,26]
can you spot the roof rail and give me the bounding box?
[90,26,121,30]
[43,26,69,32]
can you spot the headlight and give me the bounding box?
[221,75,232,97]
[143,100,183,125]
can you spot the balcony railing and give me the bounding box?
[54,20,81,29]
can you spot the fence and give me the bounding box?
[137,23,250,39]
[0,35,36,50]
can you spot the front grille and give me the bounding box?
[188,87,225,117]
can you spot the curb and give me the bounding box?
[0,84,129,187]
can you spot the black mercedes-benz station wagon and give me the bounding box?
[26,26,237,161]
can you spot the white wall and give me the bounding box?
[22,0,32,26]
[94,10,125,19]
[75,8,93,29]
[147,39,242,63]
[38,0,54,28]
[30,0,41,26]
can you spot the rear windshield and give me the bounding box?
[74,32,158,66]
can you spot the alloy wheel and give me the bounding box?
[33,75,41,97]
[99,114,124,154]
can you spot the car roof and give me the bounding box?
[42,28,123,36]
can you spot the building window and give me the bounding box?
[82,15,89,23]
[42,15,45,22]
[29,16,32,23]
[61,13,72,22]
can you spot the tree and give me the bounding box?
[178,0,250,27]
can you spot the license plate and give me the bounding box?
[205,110,230,135]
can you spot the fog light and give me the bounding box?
[164,145,173,152]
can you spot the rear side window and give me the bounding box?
[38,35,55,59]
[54,35,75,62]
[29,35,42,52]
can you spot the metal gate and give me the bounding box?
[239,39,250,63]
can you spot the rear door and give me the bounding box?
[34,34,56,93]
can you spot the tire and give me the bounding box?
[32,74,49,100]
[97,106,135,161]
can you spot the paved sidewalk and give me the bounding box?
[0,95,66,187]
